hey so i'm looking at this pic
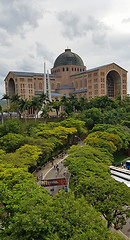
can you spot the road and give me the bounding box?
[33,153,70,196]
[33,152,130,239]
[43,160,70,196]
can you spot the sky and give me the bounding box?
[0,0,130,97]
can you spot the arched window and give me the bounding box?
[62,67,65,72]
[80,80,82,88]
[39,82,42,89]
[84,79,87,87]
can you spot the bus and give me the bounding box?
[125,160,130,170]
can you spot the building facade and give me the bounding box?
[4,48,127,108]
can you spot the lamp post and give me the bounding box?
[74,135,84,146]
[75,135,82,141]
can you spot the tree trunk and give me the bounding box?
[35,111,37,122]
[56,109,59,117]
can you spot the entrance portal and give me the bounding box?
[8,78,15,97]
[106,70,121,98]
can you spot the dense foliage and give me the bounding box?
[0,94,130,239]
[65,145,130,229]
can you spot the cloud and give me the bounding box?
[56,11,108,46]
[16,54,39,72]
[122,17,130,23]
[0,29,11,46]
[0,62,9,98]
[35,42,54,63]
[56,11,81,39]
[0,0,44,35]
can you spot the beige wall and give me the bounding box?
[4,63,127,110]
[70,63,127,99]
[51,64,86,86]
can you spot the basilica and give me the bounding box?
[4,48,127,108]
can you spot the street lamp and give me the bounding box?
[74,135,82,141]
[74,135,85,146]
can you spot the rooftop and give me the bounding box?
[71,89,87,94]
[53,49,84,68]
[10,71,59,78]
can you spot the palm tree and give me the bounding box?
[1,94,10,100]
[40,105,50,123]
[31,96,41,122]
[10,94,20,118]
[79,96,88,111]
[61,95,68,104]
[60,95,69,113]
[39,92,47,105]
[1,94,10,113]
[10,93,20,103]
[19,98,30,126]
[69,94,78,113]
[50,100,61,117]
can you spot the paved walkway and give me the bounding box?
[33,150,129,239]
[33,152,68,184]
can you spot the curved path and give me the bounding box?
[33,150,129,238]
[33,153,70,195]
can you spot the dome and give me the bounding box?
[53,49,84,68]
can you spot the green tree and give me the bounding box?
[85,137,117,153]
[79,96,88,111]
[85,131,123,153]
[10,94,21,118]
[91,124,130,150]
[50,100,61,117]
[69,94,79,113]
[0,149,6,162]
[89,95,117,111]
[60,118,87,137]
[39,92,48,105]
[18,98,30,123]
[0,133,25,153]
[1,94,10,101]
[77,176,130,229]
[65,144,130,229]
[103,108,127,124]
[0,119,22,137]
[40,105,50,122]
[77,107,103,129]
[60,95,77,115]
[0,189,122,240]
[59,111,68,120]
[31,96,41,122]
[1,144,42,169]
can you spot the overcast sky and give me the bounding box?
[0,0,130,97]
